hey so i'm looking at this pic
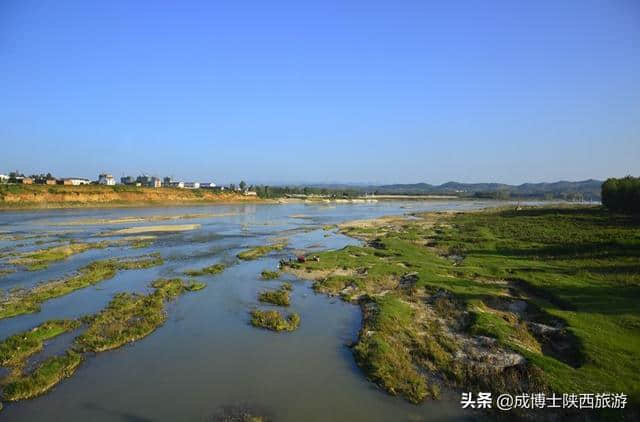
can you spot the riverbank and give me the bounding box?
[281,205,639,418]
[0,185,267,210]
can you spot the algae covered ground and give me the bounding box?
[250,309,300,332]
[282,206,640,417]
[185,263,226,277]
[9,242,108,271]
[0,278,205,402]
[258,284,292,306]
[0,254,164,319]
[237,241,287,260]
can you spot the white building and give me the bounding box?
[184,182,200,189]
[98,173,116,186]
[0,174,8,183]
[199,182,217,188]
[62,178,91,186]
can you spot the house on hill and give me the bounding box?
[98,174,116,185]
[58,178,90,186]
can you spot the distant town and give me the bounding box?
[0,171,258,196]
[0,170,606,201]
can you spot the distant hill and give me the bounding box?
[305,179,603,200]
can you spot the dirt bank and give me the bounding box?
[0,185,267,210]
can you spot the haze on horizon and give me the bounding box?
[1,0,638,186]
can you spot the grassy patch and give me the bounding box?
[258,285,291,306]
[0,320,80,367]
[250,310,300,332]
[0,254,164,320]
[185,281,206,291]
[10,242,108,271]
[0,276,205,403]
[281,206,640,411]
[237,241,287,260]
[129,238,154,249]
[353,295,431,403]
[75,278,196,353]
[1,351,83,401]
[260,270,281,280]
[185,263,226,276]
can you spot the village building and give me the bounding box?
[35,178,56,185]
[136,175,161,188]
[169,181,185,188]
[149,177,162,188]
[98,173,116,185]
[0,174,8,183]
[183,182,200,189]
[58,178,90,186]
[120,176,135,185]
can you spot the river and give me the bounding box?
[0,200,506,421]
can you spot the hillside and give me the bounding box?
[306,179,603,200]
[0,185,261,209]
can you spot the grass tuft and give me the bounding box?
[237,241,287,260]
[185,263,226,277]
[250,310,300,331]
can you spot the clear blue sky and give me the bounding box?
[1,0,638,185]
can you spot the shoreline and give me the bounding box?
[279,204,638,415]
[0,199,273,212]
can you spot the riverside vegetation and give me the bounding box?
[0,278,205,402]
[260,270,281,280]
[281,206,640,417]
[250,310,300,332]
[258,283,292,306]
[0,254,164,319]
[185,263,226,277]
[9,242,109,271]
[237,241,287,260]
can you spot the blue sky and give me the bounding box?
[1,0,638,185]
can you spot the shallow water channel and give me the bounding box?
[0,200,503,421]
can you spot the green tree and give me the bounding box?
[602,176,640,213]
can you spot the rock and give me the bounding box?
[508,300,527,314]
[399,272,419,289]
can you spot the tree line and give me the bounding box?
[601,176,640,213]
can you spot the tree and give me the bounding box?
[602,176,640,214]
[239,181,246,191]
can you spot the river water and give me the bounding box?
[0,200,503,421]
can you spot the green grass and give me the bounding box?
[10,242,108,271]
[0,320,80,367]
[185,263,226,276]
[352,295,431,403]
[129,238,154,249]
[185,281,206,291]
[282,206,640,411]
[0,276,206,404]
[250,309,300,331]
[258,284,291,306]
[1,351,83,401]
[260,270,281,280]
[237,241,287,260]
[75,278,197,353]
[0,254,164,320]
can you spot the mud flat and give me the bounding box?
[103,224,201,235]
